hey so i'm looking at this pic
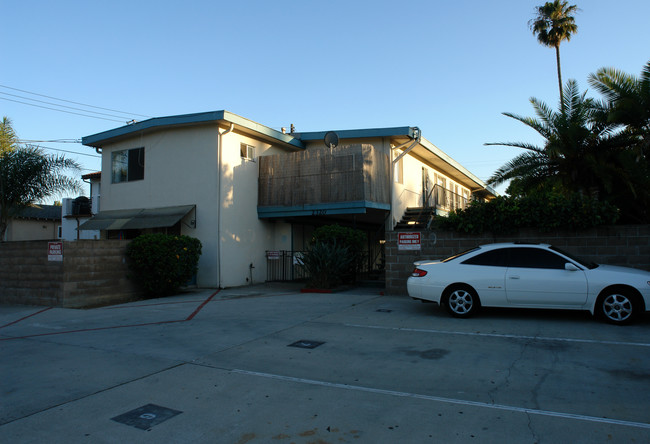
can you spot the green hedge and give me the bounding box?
[126,234,202,297]
[434,193,619,234]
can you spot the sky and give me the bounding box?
[2,0,649,202]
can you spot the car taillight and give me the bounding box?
[411,268,427,277]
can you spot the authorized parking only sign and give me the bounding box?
[48,241,63,262]
[398,232,421,250]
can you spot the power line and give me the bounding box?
[0,84,152,118]
[0,97,126,123]
[19,139,81,144]
[0,91,143,121]
[37,145,101,159]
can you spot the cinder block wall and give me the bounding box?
[0,240,140,308]
[385,225,650,295]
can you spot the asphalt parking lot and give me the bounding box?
[1,284,650,443]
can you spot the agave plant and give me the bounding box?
[300,241,352,289]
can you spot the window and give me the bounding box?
[112,147,144,183]
[240,143,256,161]
[507,248,568,269]
[462,249,508,267]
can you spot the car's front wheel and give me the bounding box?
[597,290,639,325]
[443,285,479,318]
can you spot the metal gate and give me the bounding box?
[266,250,309,282]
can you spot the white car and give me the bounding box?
[407,243,650,325]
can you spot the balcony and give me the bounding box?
[258,144,390,219]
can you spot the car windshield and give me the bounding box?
[441,247,480,263]
[550,246,599,269]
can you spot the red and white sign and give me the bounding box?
[48,241,63,262]
[398,232,421,250]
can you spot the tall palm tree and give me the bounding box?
[529,1,579,109]
[486,80,632,200]
[588,60,650,157]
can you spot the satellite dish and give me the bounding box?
[324,131,339,149]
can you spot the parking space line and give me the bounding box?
[0,307,53,329]
[344,323,650,348]
[0,290,220,342]
[232,368,650,430]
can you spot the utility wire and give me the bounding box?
[0,91,142,121]
[37,145,101,159]
[0,97,126,123]
[19,139,81,144]
[0,84,152,118]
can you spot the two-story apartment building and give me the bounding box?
[80,110,496,288]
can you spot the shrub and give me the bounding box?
[311,224,366,282]
[434,192,619,235]
[126,234,202,297]
[300,241,352,289]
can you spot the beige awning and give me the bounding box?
[77,205,195,231]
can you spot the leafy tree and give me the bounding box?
[0,117,81,240]
[529,1,579,109]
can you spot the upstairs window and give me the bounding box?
[240,143,256,161]
[112,147,144,183]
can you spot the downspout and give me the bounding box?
[216,123,234,288]
[390,127,421,230]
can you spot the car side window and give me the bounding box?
[461,249,508,267]
[507,248,568,269]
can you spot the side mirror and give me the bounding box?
[565,263,580,271]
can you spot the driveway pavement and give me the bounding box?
[2,284,650,443]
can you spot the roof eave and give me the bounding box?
[82,110,304,150]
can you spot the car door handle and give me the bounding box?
[509,275,520,279]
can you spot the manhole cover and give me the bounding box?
[111,404,182,430]
[288,340,325,349]
[376,309,393,313]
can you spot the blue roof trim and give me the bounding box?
[82,110,304,149]
[297,126,415,141]
[257,201,390,218]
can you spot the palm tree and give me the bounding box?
[529,1,579,109]
[486,80,632,200]
[0,117,81,240]
[0,117,19,153]
[588,60,650,157]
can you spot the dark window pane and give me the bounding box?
[507,248,567,269]
[462,249,508,267]
[128,148,145,181]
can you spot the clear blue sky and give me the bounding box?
[2,0,649,201]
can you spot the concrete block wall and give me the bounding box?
[385,225,650,295]
[0,240,140,308]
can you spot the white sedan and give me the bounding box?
[407,243,650,325]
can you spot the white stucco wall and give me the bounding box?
[391,146,471,227]
[96,124,295,288]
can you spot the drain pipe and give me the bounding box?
[217,123,234,288]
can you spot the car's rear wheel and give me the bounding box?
[443,285,479,318]
[597,290,639,325]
